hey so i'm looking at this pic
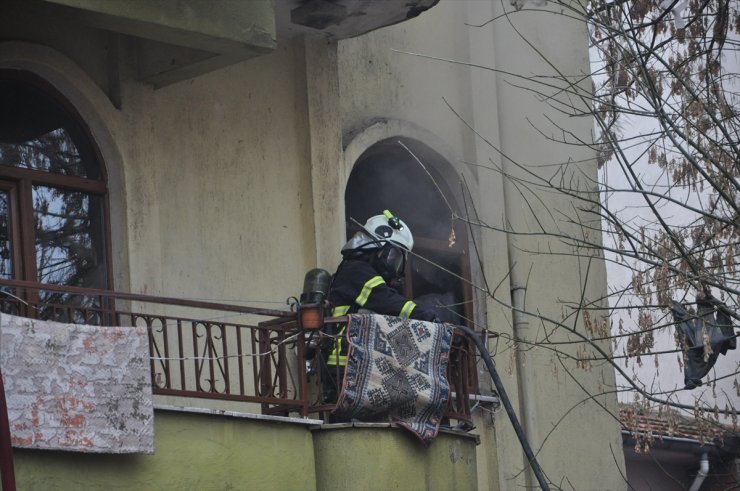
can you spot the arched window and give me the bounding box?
[345,138,474,326]
[346,137,478,409]
[0,70,110,317]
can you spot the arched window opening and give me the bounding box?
[0,71,110,321]
[345,138,474,327]
[345,138,478,406]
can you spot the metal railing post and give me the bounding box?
[0,369,16,491]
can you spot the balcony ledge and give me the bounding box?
[310,421,480,444]
[154,403,324,426]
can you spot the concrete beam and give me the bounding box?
[39,0,276,86]
[41,0,276,52]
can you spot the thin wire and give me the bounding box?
[148,332,342,362]
[173,297,288,305]
[0,291,339,363]
[0,290,291,324]
[0,289,289,311]
[396,140,455,215]
[0,290,36,310]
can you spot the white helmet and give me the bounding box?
[342,210,414,254]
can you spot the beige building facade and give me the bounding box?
[0,0,624,489]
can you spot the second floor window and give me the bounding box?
[0,71,110,315]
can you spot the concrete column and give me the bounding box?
[465,2,527,489]
[486,0,624,488]
[302,36,346,271]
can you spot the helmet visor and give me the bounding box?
[342,231,382,255]
[381,245,407,278]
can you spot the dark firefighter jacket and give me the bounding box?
[325,259,435,366]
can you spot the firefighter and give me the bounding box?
[321,210,436,403]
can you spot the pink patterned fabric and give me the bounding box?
[0,314,154,453]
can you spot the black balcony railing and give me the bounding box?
[0,279,473,423]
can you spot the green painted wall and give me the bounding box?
[313,425,478,491]
[12,411,317,491]
[11,413,480,490]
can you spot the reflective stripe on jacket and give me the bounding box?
[328,260,433,320]
[327,272,421,366]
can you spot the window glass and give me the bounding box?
[0,79,100,179]
[33,185,107,287]
[0,189,13,279]
[0,128,92,178]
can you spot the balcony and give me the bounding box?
[0,278,475,424]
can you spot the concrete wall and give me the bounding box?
[313,425,479,491]
[118,40,316,306]
[481,0,625,486]
[13,411,318,491]
[13,411,478,491]
[335,1,624,489]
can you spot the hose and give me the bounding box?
[456,324,550,491]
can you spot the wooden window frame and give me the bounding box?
[0,70,114,307]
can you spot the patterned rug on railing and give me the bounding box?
[334,314,453,445]
[0,314,154,453]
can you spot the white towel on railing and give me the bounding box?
[0,314,154,453]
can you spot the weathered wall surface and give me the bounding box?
[483,0,624,488]
[313,425,479,491]
[13,412,482,491]
[117,40,315,309]
[112,39,317,411]
[336,1,624,489]
[13,411,318,491]
[338,4,477,163]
